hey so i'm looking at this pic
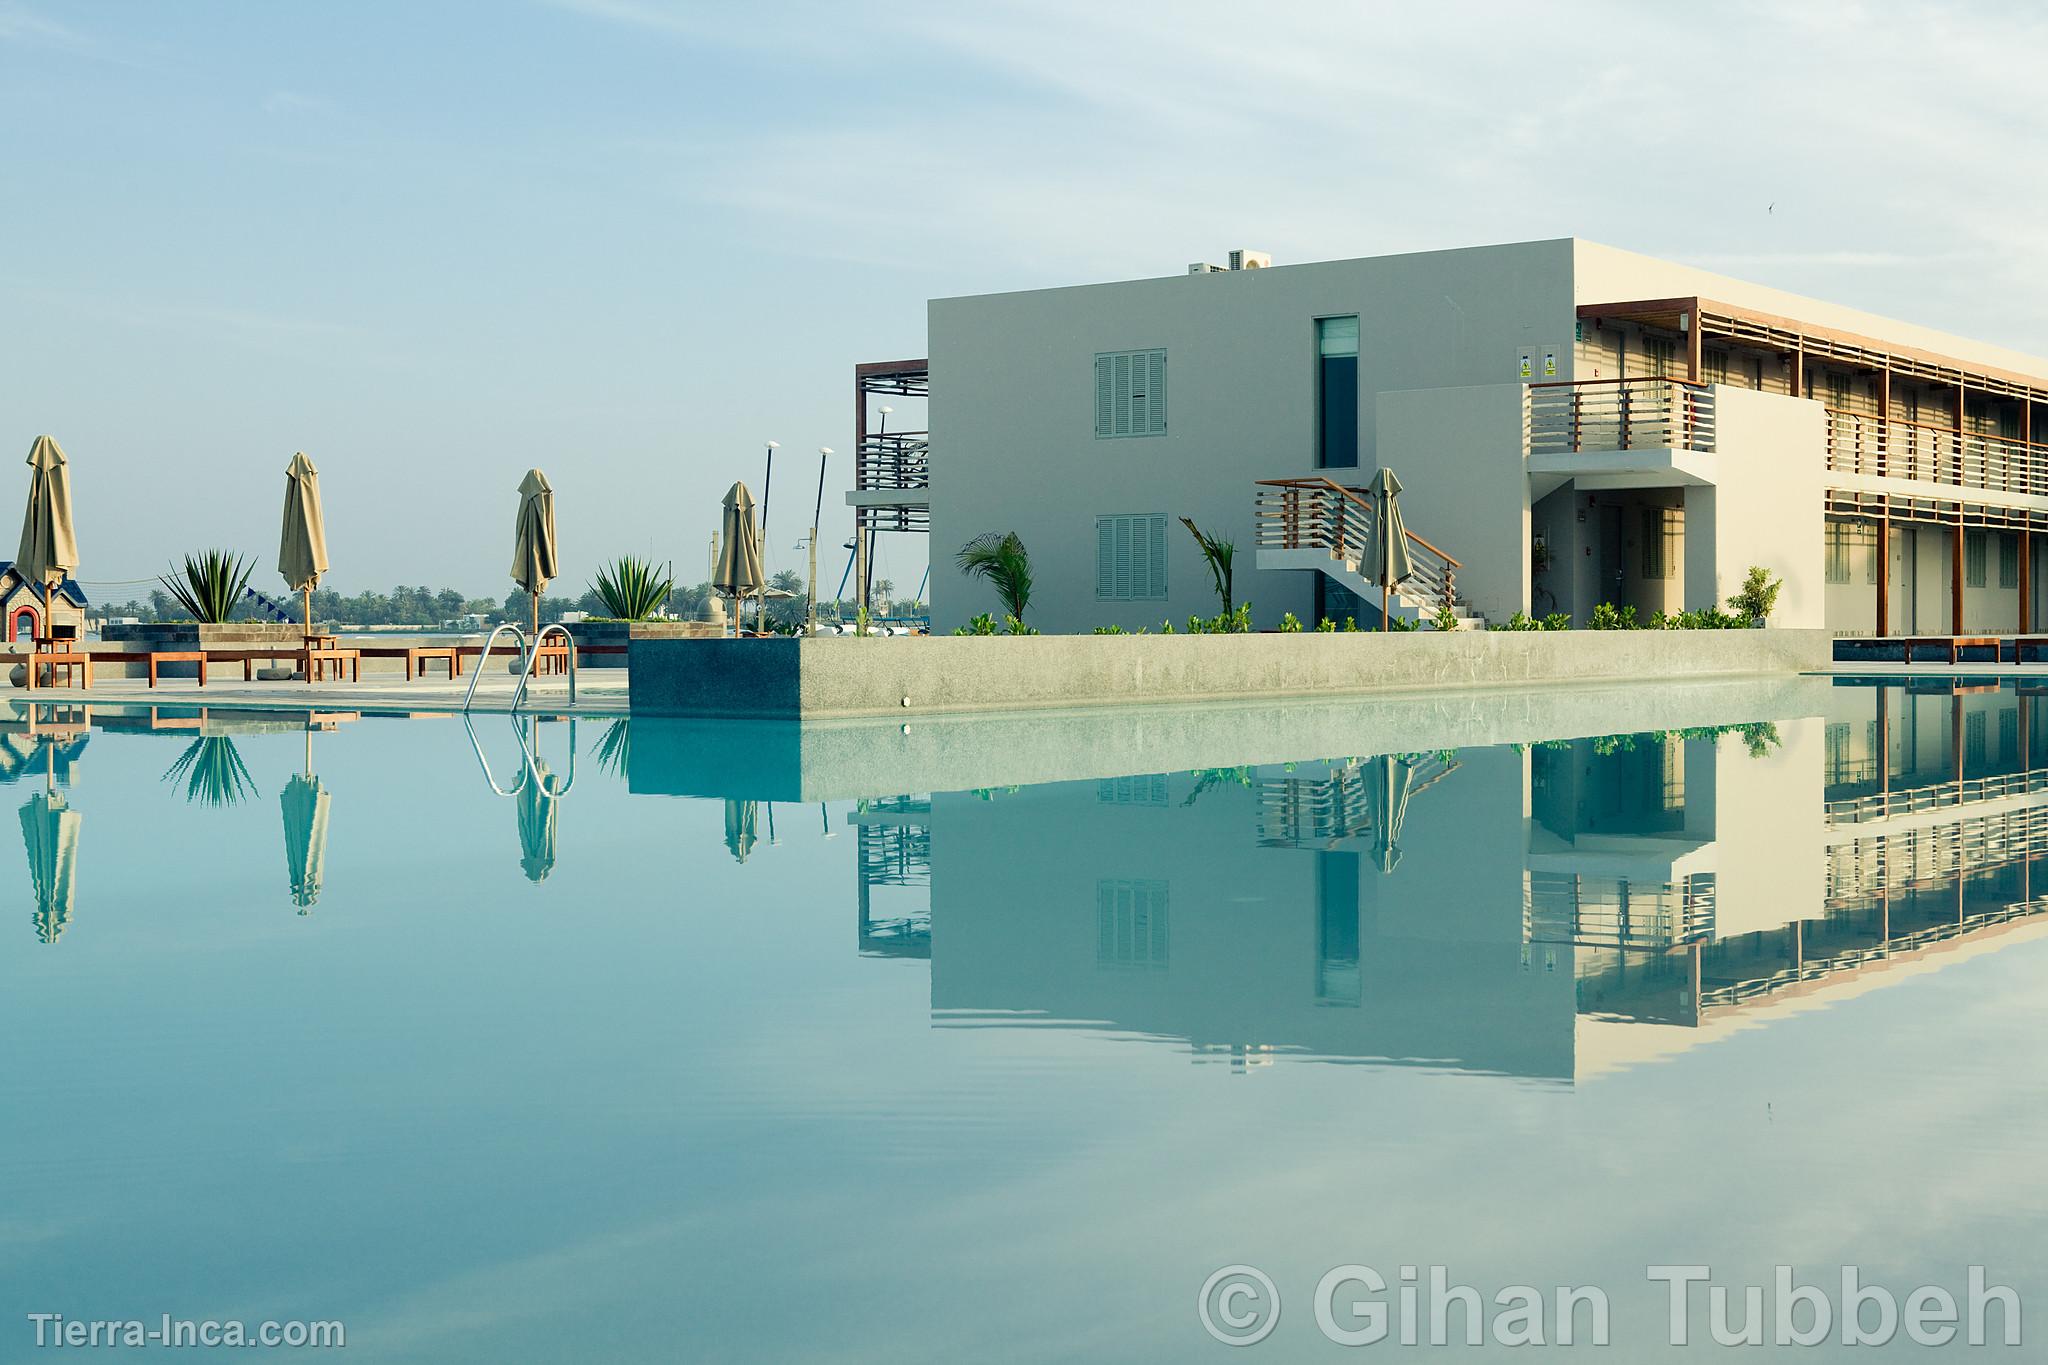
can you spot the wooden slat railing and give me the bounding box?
[1823,409,2048,497]
[1525,377,1717,456]
[1253,477,1462,612]
[855,432,931,492]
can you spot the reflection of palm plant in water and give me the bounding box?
[590,555,674,621]
[955,532,1033,625]
[163,736,258,806]
[593,718,631,777]
[158,550,255,623]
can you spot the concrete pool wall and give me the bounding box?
[627,629,1834,719]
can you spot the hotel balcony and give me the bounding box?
[1523,377,1718,484]
[847,431,930,533]
[1824,409,2048,501]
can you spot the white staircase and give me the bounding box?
[1253,478,1489,630]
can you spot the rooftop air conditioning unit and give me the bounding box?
[1188,262,1226,274]
[1229,249,1272,271]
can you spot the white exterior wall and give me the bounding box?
[1375,384,1531,623]
[1696,387,1827,628]
[928,240,1577,634]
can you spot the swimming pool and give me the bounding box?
[4,678,2043,1359]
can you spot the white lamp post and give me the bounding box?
[759,440,779,634]
[809,446,833,636]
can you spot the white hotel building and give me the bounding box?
[851,239,2048,637]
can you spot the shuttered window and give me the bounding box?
[1094,349,1167,437]
[1095,514,1168,600]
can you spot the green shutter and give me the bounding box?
[1112,353,1132,436]
[1096,517,1115,597]
[1095,356,1113,437]
[1146,351,1166,434]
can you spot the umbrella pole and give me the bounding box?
[304,586,314,683]
[530,590,539,638]
[1381,582,1389,632]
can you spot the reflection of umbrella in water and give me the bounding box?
[21,788,80,943]
[281,730,331,912]
[1365,754,1419,873]
[724,799,759,863]
[517,755,559,882]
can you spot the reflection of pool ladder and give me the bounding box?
[460,623,579,713]
[464,712,575,797]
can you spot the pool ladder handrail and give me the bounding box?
[512,623,577,712]
[459,623,578,712]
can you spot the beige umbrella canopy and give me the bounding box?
[1368,466,1414,632]
[713,482,764,637]
[278,452,330,639]
[16,435,79,642]
[511,468,557,635]
[21,789,80,944]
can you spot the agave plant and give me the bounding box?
[955,531,1033,625]
[1178,517,1235,615]
[162,736,259,807]
[590,555,674,621]
[158,549,255,624]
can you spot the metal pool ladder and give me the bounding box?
[461,623,578,712]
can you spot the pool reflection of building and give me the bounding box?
[855,683,2048,1081]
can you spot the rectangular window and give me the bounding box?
[1095,513,1168,601]
[1825,524,1850,584]
[1094,349,1167,438]
[1316,316,1359,469]
[1641,506,1679,580]
[1825,521,1878,585]
[1097,774,1168,806]
[1827,372,1853,410]
[1097,879,1168,968]
[2000,708,2018,764]
[1967,711,1987,769]
[1703,348,1729,384]
[1644,336,1675,377]
[1966,530,1988,588]
[2001,533,2020,589]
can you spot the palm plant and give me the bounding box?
[1179,517,1235,615]
[158,550,254,623]
[591,555,675,621]
[955,532,1033,624]
[162,736,258,807]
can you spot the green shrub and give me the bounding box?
[1314,616,1337,633]
[1092,624,1127,635]
[1003,615,1039,636]
[1342,616,1359,632]
[1431,604,1458,632]
[1387,614,1419,632]
[1278,611,1303,633]
[1542,612,1572,630]
[1588,602,1637,630]
[952,612,999,636]
[1727,565,1782,624]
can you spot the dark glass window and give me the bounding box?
[1317,316,1359,469]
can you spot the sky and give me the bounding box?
[4,0,2047,605]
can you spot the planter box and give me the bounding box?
[628,630,1836,719]
[568,620,718,667]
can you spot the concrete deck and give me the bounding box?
[2,671,626,717]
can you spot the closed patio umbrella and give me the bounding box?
[1364,753,1418,873]
[713,482,764,637]
[16,435,79,649]
[1368,466,1414,632]
[21,788,79,943]
[281,732,331,913]
[511,468,557,636]
[278,452,330,652]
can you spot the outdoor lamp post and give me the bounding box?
[759,440,779,634]
[809,446,833,636]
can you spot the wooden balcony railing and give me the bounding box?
[1253,477,1462,611]
[1525,377,1717,456]
[855,432,930,493]
[1824,409,2048,498]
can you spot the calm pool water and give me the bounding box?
[2,680,2044,1360]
